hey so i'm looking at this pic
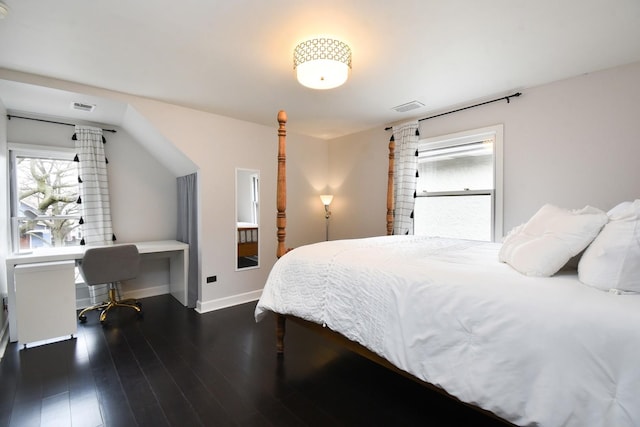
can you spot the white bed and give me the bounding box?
[256,234,640,427]
[259,111,640,426]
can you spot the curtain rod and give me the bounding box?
[385,92,522,131]
[6,114,117,133]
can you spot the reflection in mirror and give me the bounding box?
[236,168,260,270]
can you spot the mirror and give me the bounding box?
[236,168,260,270]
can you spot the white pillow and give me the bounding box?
[578,200,640,293]
[499,204,608,276]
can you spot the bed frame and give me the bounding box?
[272,110,512,425]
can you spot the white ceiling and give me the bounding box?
[1,0,639,140]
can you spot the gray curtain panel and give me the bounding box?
[177,173,199,308]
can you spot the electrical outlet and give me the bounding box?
[206,275,217,283]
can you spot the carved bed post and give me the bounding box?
[386,135,395,236]
[276,313,286,354]
[276,110,287,354]
[277,110,288,259]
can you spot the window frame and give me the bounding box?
[8,143,81,253]
[415,124,503,242]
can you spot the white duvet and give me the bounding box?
[255,235,640,427]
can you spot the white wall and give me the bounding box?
[0,72,331,313]
[5,116,178,301]
[126,100,328,310]
[6,118,178,244]
[328,126,390,238]
[10,61,633,312]
[328,61,640,240]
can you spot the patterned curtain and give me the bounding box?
[75,125,114,245]
[392,121,420,235]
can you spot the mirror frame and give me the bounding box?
[235,168,260,271]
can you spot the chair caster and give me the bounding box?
[79,315,87,323]
[135,302,144,319]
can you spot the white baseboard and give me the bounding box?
[195,289,262,314]
[76,285,262,315]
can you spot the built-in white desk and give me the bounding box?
[5,240,189,343]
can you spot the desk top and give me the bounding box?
[6,240,188,266]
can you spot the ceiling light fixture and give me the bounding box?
[294,37,352,90]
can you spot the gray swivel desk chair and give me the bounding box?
[77,244,143,324]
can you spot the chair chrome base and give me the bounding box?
[78,285,143,324]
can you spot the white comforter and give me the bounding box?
[255,235,640,427]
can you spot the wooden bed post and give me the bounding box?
[386,135,395,236]
[276,110,288,354]
[277,110,288,259]
[276,314,286,354]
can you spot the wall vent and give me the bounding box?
[392,101,425,113]
[71,102,96,112]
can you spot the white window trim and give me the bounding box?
[9,143,76,159]
[418,124,503,242]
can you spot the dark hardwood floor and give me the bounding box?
[0,295,509,426]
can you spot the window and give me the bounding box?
[9,144,82,253]
[414,125,503,241]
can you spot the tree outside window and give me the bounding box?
[15,155,82,251]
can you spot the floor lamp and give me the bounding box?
[320,195,333,241]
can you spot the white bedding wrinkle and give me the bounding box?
[255,235,640,427]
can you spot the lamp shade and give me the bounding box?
[294,38,351,90]
[320,194,334,206]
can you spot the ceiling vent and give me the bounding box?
[71,102,96,112]
[392,101,425,113]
